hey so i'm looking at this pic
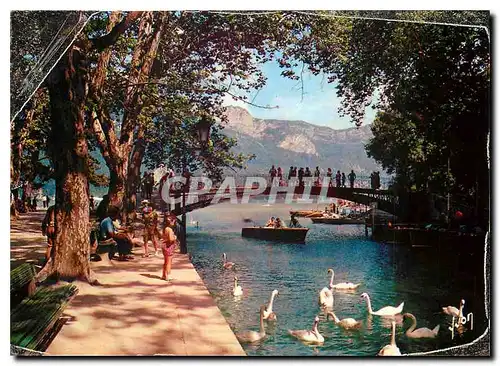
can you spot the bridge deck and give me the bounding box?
[153,183,399,216]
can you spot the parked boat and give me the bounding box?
[289,210,324,218]
[242,227,309,243]
[311,217,365,225]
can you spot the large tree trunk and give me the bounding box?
[126,130,146,216]
[107,158,128,210]
[37,40,95,283]
[33,12,141,283]
[91,12,166,220]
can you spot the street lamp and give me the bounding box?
[195,115,212,147]
[179,116,213,254]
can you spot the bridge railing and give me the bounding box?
[214,173,390,190]
[164,174,391,198]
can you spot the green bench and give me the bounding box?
[10,263,79,354]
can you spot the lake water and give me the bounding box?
[186,200,487,356]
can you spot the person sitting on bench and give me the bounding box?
[99,206,134,261]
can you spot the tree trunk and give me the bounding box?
[37,40,95,283]
[91,12,166,220]
[126,130,146,216]
[107,159,128,210]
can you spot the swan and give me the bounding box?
[327,311,362,330]
[378,320,401,356]
[318,287,334,308]
[328,268,361,290]
[360,293,404,316]
[222,253,235,269]
[233,276,243,297]
[263,289,279,321]
[318,270,334,308]
[288,316,324,344]
[403,313,440,339]
[235,305,267,343]
[442,299,465,318]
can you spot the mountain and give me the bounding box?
[222,106,381,175]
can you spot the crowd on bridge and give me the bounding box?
[267,166,357,188]
[267,166,383,190]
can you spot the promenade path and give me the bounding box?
[11,211,245,356]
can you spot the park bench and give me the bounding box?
[10,263,79,354]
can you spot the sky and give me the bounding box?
[222,61,378,130]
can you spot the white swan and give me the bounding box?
[327,311,362,330]
[361,293,404,316]
[442,299,465,318]
[378,320,401,356]
[222,253,235,269]
[233,276,243,297]
[235,305,267,343]
[288,316,324,344]
[263,289,278,321]
[318,270,334,308]
[328,268,361,290]
[318,288,334,308]
[403,313,440,339]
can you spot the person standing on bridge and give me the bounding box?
[348,170,356,188]
[335,170,341,188]
[291,166,298,186]
[277,167,283,185]
[304,167,312,186]
[326,168,333,187]
[288,166,293,180]
[314,166,321,186]
[341,172,346,187]
[298,167,304,187]
[269,165,277,185]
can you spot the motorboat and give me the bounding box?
[242,227,309,243]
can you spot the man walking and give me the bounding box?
[335,170,341,188]
[348,170,356,188]
[269,165,277,185]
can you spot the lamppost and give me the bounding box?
[178,116,212,254]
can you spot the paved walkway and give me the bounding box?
[11,212,245,356]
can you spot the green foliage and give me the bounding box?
[352,14,490,218]
[11,89,52,189]
[144,113,254,182]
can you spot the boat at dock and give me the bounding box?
[289,210,324,218]
[241,227,309,243]
[310,212,365,225]
[310,217,365,225]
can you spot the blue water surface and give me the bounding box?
[186,202,486,356]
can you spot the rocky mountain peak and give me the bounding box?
[222,106,379,174]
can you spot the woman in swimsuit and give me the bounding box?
[161,214,178,281]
